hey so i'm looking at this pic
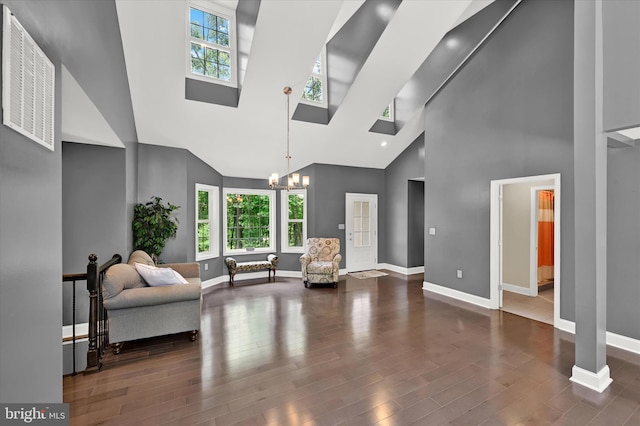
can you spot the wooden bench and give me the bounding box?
[224,254,279,286]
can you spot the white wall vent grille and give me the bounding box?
[2,5,55,151]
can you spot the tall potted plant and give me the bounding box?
[132,196,180,263]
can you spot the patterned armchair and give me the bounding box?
[299,238,342,288]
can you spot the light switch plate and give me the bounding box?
[338,224,345,230]
[429,227,436,235]
[457,269,463,279]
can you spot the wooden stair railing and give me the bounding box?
[63,253,121,374]
[86,254,122,371]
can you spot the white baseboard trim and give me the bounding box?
[201,276,227,289]
[554,318,640,356]
[555,318,576,334]
[422,281,493,309]
[502,282,534,296]
[570,365,612,393]
[62,323,88,344]
[378,263,424,275]
[607,330,640,354]
[277,270,303,278]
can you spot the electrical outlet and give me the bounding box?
[429,227,436,235]
[456,269,463,279]
[204,263,208,271]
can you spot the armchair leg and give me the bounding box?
[112,342,123,355]
[190,330,199,342]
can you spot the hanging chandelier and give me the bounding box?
[268,86,310,191]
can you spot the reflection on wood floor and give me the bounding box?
[64,273,640,425]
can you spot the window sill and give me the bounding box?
[196,253,219,262]
[223,248,276,257]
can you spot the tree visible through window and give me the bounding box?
[224,189,275,253]
[196,183,219,260]
[188,5,234,83]
[282,190,306,252]
[301,50,326,106]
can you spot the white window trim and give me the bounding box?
[280,189,307,253]
[380,100,395,122]
[195,183,220,261]
[186,0,238,88]
[299,46,327,108]
[223,188,276,256]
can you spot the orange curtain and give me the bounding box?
[538,190,554,283]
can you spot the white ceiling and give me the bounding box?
[111,0,485,179]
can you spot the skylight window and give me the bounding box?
[380,102,394,122]
[187,2,236,87]
[300,48,327,107]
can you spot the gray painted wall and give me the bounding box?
[603,1,640,131]
[62,142,127,325]
[305,164,386,269]
[0,6,63,402]
[137,144,224,281]
[384,134,425,268]
[187,151,223,281]
[137,144,189,264]
[423,0,575,322]
[607,147,640,340]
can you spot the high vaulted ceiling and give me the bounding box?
[110,0,503,179]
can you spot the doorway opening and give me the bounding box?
[490,174,561,327]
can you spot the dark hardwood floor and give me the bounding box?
[63,272,640,425]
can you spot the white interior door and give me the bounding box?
[345,193,378,272]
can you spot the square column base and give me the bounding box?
[570,365,612,392]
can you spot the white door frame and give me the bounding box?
[529,185,555,297]
[345,193,378,272]
[490,173,561,327]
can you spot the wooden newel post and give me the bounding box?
[86,254,99,369]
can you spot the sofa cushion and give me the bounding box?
[128,250,155,266]
[134,263,188,286]
[102,264,145,299]
[103,283,201,310]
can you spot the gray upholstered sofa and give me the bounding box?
[101,250,202,354]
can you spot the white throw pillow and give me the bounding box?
[134,263,188,286]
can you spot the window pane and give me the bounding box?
[217,32,230,47]
[191,23,203,39]
[382,105,390,118]
[217,16,229,34]
[204,12,217,30]
[226,193,272,251]
[190,8,203,26]
[205,28,217,43]
[198,190,209,220]
[198,223,210,253]
[204,47,217,62]
[205,61,218,77]
[362,201,370,217]
[191,42,204,59]
[288,222,303,247]
[191,58,205,75]
[312,55,321,74]
[302,76,323,102]
[354,217,362,232]
[288,194,304,220]
[218,51,230,66]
